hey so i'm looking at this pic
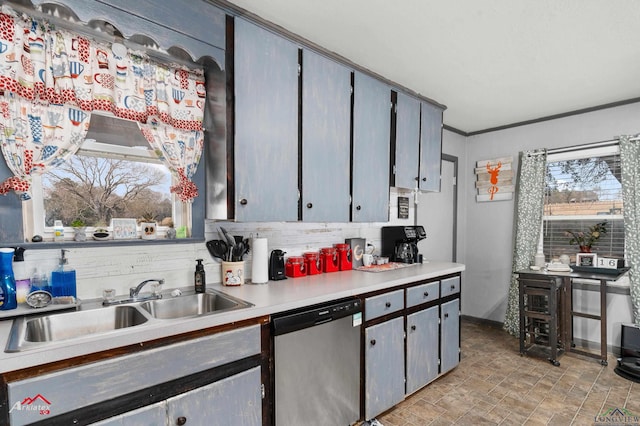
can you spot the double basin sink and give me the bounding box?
[6,291,252,352]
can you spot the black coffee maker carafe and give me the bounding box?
[269,249,287,281]
[381,225,426,264]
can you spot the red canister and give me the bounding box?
[303,252,323,275]
[320,247,339,273]
[285,256,307,278]
[334,243,352,271]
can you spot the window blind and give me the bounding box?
[543,150,624,261]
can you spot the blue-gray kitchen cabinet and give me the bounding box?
[364,316,405,420]
[394,92,421,190]
[234,18,300,222]
[441,298,461,373]
[406,305,439,395]
[301,50,352,222]
[91,402,166,425]
[93,367,261,426]
[352,72,391,222]
[419,102,444,192]
[166,367,262,426]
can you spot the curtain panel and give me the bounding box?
[504,149,548,336]
[620,136,640,324]
[0,6,206,201]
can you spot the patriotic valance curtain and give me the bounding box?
[0,6,205,202]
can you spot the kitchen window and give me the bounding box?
[21,114,190,241]
[542,143,624,263]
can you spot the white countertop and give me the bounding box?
[0,261,464,373]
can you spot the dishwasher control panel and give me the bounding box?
[272,299,362,335]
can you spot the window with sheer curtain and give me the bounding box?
[542,144,624,262]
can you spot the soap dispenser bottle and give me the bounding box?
[51,249,76,298]
[195,259,205,293]
[0,248,17,310]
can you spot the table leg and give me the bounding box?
[600,279,608,366]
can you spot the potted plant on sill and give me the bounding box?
[139,212,157,240]
[565,221,608,253]
[92,223,111,241]
[70,219,87,242]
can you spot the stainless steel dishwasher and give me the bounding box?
[273,298,362,426]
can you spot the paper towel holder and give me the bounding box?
[251,237,270,284]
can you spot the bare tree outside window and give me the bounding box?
[43,156,172,227]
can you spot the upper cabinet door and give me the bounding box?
[419,102,444,192]
[302,51,352,222]
[234,19,299,222]
[352,72,391,222]
[394,92,421,189]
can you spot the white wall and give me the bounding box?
[461,102,640,346]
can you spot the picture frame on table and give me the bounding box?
[111,218,138,240]
[576,252,597,267]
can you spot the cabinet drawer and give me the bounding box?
[406,281,440,308]
[365,289,404,321]
[441,276,461,298]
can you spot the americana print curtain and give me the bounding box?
[0,6,205,201]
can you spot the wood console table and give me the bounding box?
[517,268,628,366]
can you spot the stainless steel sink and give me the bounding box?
[6,306,148,352]
[25,306,148,342]
[5,290,252,352]
[139,291,251,319]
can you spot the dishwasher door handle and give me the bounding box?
[315,317,334,326]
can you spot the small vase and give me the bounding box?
[73,227,87,242]
[579,245,591,253]
[141,221,157,240]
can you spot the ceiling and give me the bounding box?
[225,0,640,134]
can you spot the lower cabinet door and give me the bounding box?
[166,367,262,426]
[90,402,166,425]
[365,317,405,420]
[441,298,460,373]
[406,306,439,394]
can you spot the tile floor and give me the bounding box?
[377,320,640,425]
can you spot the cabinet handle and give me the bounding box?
[411,325,416,331]
[356,205,362,211]
[423,291,429,297]
[422,177,427,182]
[370,339,376,346]
[444,313,449,318]
[176,416,187,425]
[385,302,391,308]
[306,202,313,208]
[240,198,248,205]
[414,177,419,181]
[451,285,456,290]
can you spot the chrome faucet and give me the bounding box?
[130,278,165,298]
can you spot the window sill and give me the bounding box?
[16,237,204,250]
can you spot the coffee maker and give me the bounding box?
[381,226,426,264]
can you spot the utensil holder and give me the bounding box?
[221,261,244,286]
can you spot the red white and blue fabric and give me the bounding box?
[0,6,205,201]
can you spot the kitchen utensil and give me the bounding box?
[219,227,236,260]
[220,227,236,248]
[232,241,245,261]
[206,240,228,261]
